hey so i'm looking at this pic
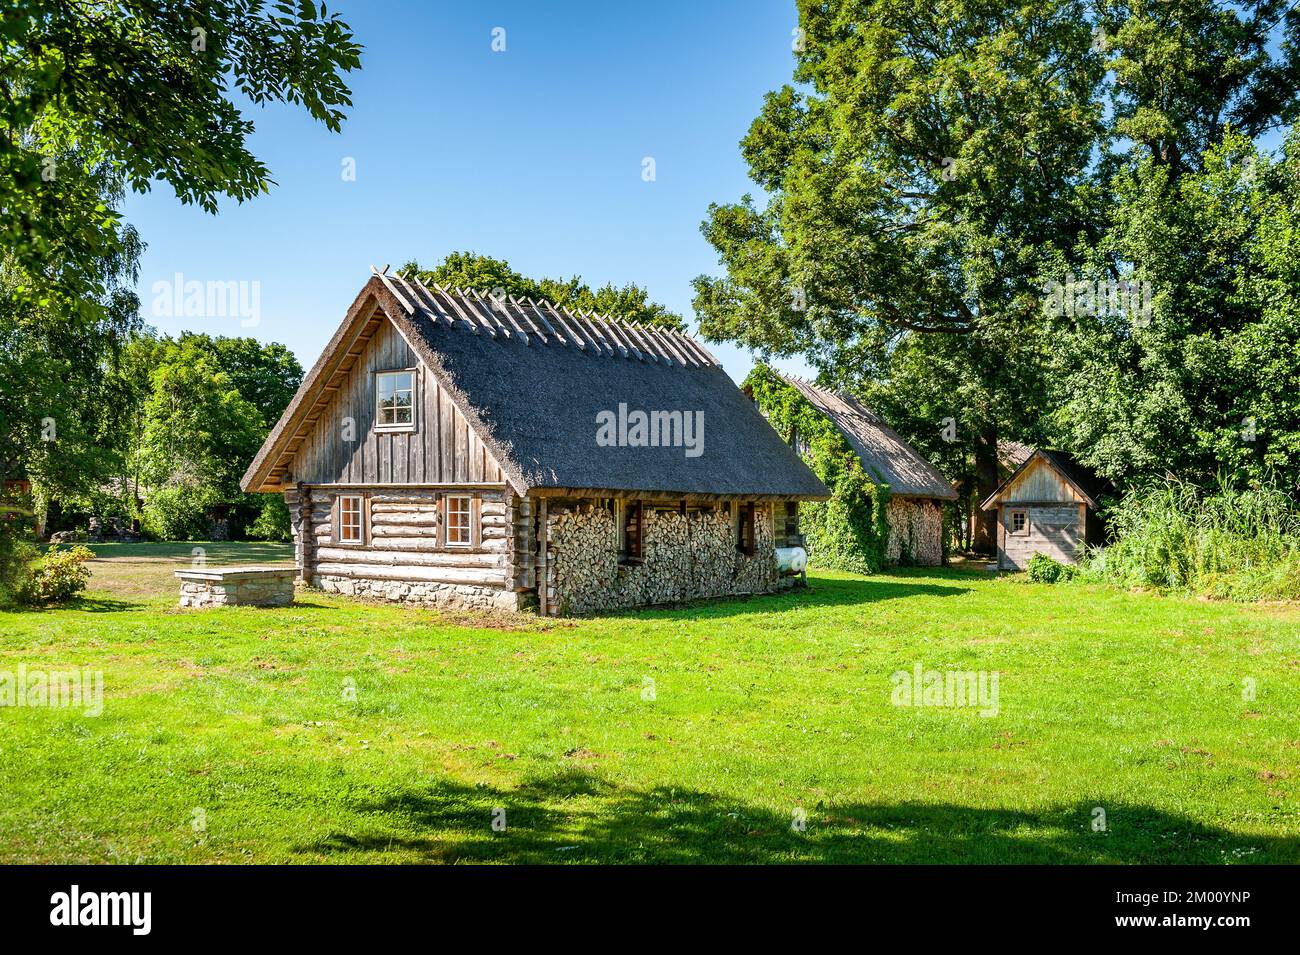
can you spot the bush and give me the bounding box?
[1080,477,1300,600]
[142,484,219,541]
[247,494,292,542]
[1026,552,1077,583]
[14,545,94,605]
[0,523,40,606]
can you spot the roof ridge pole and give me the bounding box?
[543,300,588,351]
[457,287,504,338]
[672,326,719,366]
[488,290,533,345]
[524,297,566,345]
[624,321,667,364]
[394,273,445,323]
[574,310,613,358]
[586,311,631,359]
[469,287,519,342]
[600,316,642,361]
[508,295,548,344]
[374,270,417,314]
[564,307,612,357]
[646,323,692,366]
[440,286,489,336]
[415,278,457,325]
[423,282,463,327]
[665,327,707,366]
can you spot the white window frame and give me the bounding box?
[337,494,366,544]
[375,369,416,432]
[445,494,473,548]
[1009,509,1029,536]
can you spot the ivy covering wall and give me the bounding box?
[744,364,891,573]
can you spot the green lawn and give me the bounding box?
[1,541,1297,863]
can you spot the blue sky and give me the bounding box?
[123,0,811,382]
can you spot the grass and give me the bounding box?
[0,541,1297,863]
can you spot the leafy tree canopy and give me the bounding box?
[404,251,686,332]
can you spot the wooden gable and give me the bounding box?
[996,456,1085,506]
[270,305,506,488]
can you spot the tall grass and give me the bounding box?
[1081,477,1300,600]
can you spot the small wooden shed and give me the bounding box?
[979,449,1112,571]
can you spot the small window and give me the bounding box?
[445,494,473,547]
[1010,510,1028,536]
[622,501,643,561]
[738,502,756,556]
[338,495,365,543]
[376,370,415,429]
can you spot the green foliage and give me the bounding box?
[1025,552,1077,584]
[247,494,292,543]
[1,1,361,322]
[1080,477,1300,600]
[14,545,94,605]
[141,484,221,542]
[404,251,686,331]
[1047,131,1300,493]
[745,364,890,572]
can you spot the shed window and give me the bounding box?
[337,495,365,543]
[445,494,473,547]
[738,502,756,556]
[376,370,415,429]
[1009,509,1028,536]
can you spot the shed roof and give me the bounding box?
[980,448,1113,510]
[242,273,829,501]
[773,373,958,500]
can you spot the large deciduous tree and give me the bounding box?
[695,0,1300,550]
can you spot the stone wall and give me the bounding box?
[885,497,945,566]
[313,573,523,611]
[542,503,791,615]
[176,568,296,608]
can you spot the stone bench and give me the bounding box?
[175,566,296,608]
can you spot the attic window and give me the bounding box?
[376,370,415,430]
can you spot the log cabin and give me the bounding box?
[241,271,829,614]
[980,449,1113,570]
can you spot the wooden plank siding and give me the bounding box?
[290,318,505,487]
[993,458,1086,570]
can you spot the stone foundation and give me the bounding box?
[543,504,794,615]
[313,574,522,611]
[175,567,296,608]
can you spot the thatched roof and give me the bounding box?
[773,373,958,501]
[243,273,828,501]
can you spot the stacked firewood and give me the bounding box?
[544,504,780,614]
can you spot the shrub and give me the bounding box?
[0,524,40,607]
[14,545,94,605]
[1081,477,1300,600]
[1026,552,1077,583]
[247,494,292,542]
[142,484,219,541]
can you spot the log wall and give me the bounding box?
[285,486,531,611]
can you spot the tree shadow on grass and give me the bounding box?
[609,575,972,622]
[293,770,1296,864]
[4,595,145,614]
